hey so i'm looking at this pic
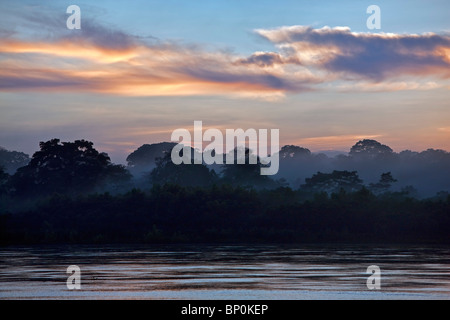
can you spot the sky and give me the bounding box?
[0,0,449,164]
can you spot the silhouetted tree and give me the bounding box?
[126,142,177,176]
[150,151,217,187]
[0,147,30,174]
[369,172,397,195]
[302,170,363,194]
[349,139,393,159]
[400,185,419,198]
[0,166,9,195]
[9,139,131,196]
[279,145,311,159]
[380,172,397,186]
[221,147,276,188]
[418,149,449,162]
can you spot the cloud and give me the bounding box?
[0,31,316,98]
[67,20,138,51]
[235,52,286,67]
[337,80,443,92]
[255,25,450,81]
[1,16,449,99]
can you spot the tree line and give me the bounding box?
[2,138,450,199]
[0,138,449,245]
[1,184,449,245]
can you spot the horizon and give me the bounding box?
[1,137,449,167]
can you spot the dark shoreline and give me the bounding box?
[2,185,449,246]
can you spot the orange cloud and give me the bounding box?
[0,39,138,63]
[1,24,449,98]
[0,35,316,98]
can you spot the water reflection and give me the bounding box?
[0,244,449,299]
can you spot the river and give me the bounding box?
[0,244,449,299]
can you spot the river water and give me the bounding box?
[0,244,449,299]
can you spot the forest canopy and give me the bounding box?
[1,138,449,245]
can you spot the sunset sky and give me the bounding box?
[1,0,449,163]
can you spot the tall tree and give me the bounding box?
[0,166,9,195]
[10,139,131,196]
[0,147,30,174]
[302,170,363,194]
[369,172,397,194]
[279,145,311,160]
[150,151,217,187]
[221,147,276,188]
[349,139,393,159]
[126,142,177,176]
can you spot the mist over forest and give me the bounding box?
[125,139,450,198]
[1,138,449,245]
[1,138,450,200]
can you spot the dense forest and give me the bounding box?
[0,138,449,245]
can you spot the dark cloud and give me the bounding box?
[67,20,138,51]
[0,5,140,52]
[0,71,86,90]
[257,26,450,81]
[178,65,308,92]
[235,52,284,67]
